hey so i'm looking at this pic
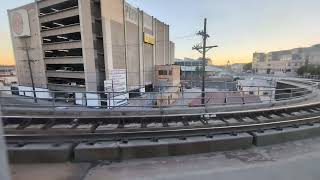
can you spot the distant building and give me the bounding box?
[0,65,16,76]
[174,58,209,67]
[252,44,320,76]
[155,65,180,89]
[237,77,276,101]
[0,65,17,85]
[154,65,180,106]
[173,58,224,80]
[230,63,245,73]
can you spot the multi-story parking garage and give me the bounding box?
[8,0,175,106]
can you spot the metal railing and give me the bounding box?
[0,82,317,113]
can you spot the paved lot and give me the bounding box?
[9,136,320,180]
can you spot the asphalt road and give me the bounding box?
[83,138,320,180]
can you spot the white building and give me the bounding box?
[237,77,276,102]
[253,44,320,76]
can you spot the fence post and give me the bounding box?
[204,91,208,113]
[159,91,163,115]
[79,92,83,107]
[52,91,56,109]
[182,86,185,107]
[108,92,111,109]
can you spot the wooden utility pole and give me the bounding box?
[192,18,218,105]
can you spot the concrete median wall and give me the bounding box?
[70,133,253,162]
[8,123,320,163]
[252,124,320,146]
[8,143,74,163]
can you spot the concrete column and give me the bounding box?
[152,16,156,85]
[102,17,114,77]
[100,0,126,79]
[78,0,98,92]
[138,10,144,88]
[163,23,166,65]
[167,25,171,64]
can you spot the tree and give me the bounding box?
[243,63,252,71]
[297,66,305,75]
[297,65,320,75]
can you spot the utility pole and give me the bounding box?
[192,18,218,105]
[24,39,37,103]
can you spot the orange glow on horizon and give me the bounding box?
[0,53,15,66]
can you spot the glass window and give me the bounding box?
[159,70,167,75]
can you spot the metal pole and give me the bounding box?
[0,106,10,180]
[24,39,37,103]
[201,18,207,105]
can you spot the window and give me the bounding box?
[263,92,269,96]
[159,70,167,75]
[249,91,254,95]
[169,70,172,75]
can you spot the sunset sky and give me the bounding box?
[1,0,320,65]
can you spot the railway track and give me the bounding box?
[3,78,320,162]
[3,101,320,143]
[5,115,320,143]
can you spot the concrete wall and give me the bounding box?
[155,65,180,87]
[164,24,170,65]
[8,3,47,88]
[155,19,165,66]
[125,3,140,90]
[170,41,175,65]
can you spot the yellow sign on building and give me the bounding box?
[144,33,155,45]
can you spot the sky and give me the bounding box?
[1,0,320,66]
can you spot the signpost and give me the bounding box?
[104,69,129,109]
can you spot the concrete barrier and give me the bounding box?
[7,143,74,163]
[252,124,320,146]
[74,141,119,162]
[119,140,169,159]
[164,133,253,156]
[72,133,253,162]
[9,125,320,163]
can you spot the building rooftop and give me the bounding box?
[238,77,276,87]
